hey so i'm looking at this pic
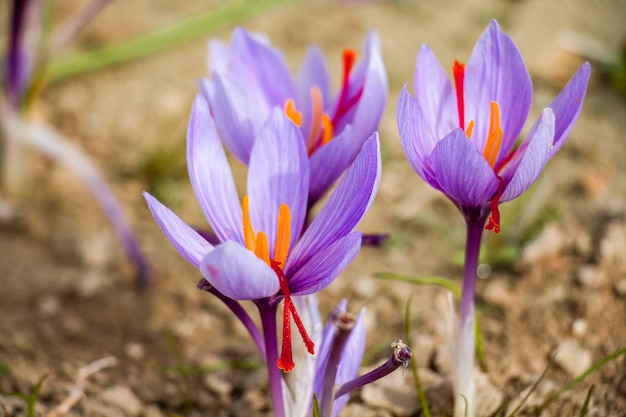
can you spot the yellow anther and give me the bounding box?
[273,204,291,267]
[321,114,334,146]
[284,99,302,127]
[466,120,475,139]
[242,196,256,252]
[255,231,271,266]
[482,101,503,169]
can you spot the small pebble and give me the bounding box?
[554,339,592,377]
[125,342,145,360]
[571,318,587,337]
[38,295,61,317]
[101,386,143,417]
[576,265,607,288]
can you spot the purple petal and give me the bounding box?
[500,108,555,201]
[431,129,499,208]
[333,307,366,417]
[202,74,268,164]
[547,62,591,157]
[464,20,532,160]
[413,44,457,138]
[144,192,213,268]
[287,134,380,273]
[200,241,279,300]
[247,109,309,252]
[224,27,296,107]
[187,94,243,244]
[397,86,441,189]
[313,299,349,399]
[308,125,358,204]
[346,30,388,147]
[297,46,331,138]
[207,38,230,74]
[290,232,362,296]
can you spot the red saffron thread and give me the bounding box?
[453,60,466,130]
[485,176,504,234]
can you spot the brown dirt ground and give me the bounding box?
[1,0,626,416]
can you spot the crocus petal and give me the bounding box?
[187,94,243,244]
[346,30,388,148]
[501,108,555,202]
[200,241,279,300]
[464,19,532,157]
[288,134,380,273]
[207,38,230,74]
[312,299,348,402]
[202,74,268,164]
[413,44,457,138]
[308,125,358,204]
[547,62,591,157]
[431,129,499,208]
[298,45,331,138]
[224,27,296,107]
[290,232,362,296]
[332,307,366,417]
[397,86,441,189]
[247,109,309,251]
[144,192,213,268]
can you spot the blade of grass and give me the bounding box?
[404,296,432,417]
[555,347,626,398]
[578,385,594,417]
[312,394,320,417]
[508,354,554,417]
[47,0,295,82]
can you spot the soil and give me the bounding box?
[1,0,626,416]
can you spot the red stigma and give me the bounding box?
[453,60,465,130]
[271,261,315,373]
[485,176,504,234]
[332,49,364,127]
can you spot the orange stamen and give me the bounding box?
[321,114,334,146]
[306,87,324,154]
[466,120,475,139]
[242,196,256,252]
[255,231,270,266]
[273,204,291,267]
[483,101,503,169]
[284,99,302,127]
[453,60,465,130]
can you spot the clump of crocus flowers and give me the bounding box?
[146,18,591,417]
[397,19,590,417]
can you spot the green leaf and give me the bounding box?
[47,0,295,82]
[404,296,432,417]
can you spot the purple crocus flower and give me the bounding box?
[201,27,387,205]
[397,19,590,417]
[144,95,380,416]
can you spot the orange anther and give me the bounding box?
[483,101,503,169]
[242,196,256,252]
[284,99,302,127]
[273,204,291,267]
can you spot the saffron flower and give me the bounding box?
[201,27,387,205]
[397,19,590,417]
[144,95,381,416]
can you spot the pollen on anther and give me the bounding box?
[284,99,302,127]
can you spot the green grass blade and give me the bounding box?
[312,394,320,417]
[555,347,626,398]
[404,296,432,417]
[375,272,461,297]
[47,0,294,82]
[578,385,594,417]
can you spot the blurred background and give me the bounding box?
[1,0,626,415]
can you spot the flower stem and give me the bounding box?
[335,340,412,399]
[320,310,356,417]
[455,217,485,417]
[258,300,284,417]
